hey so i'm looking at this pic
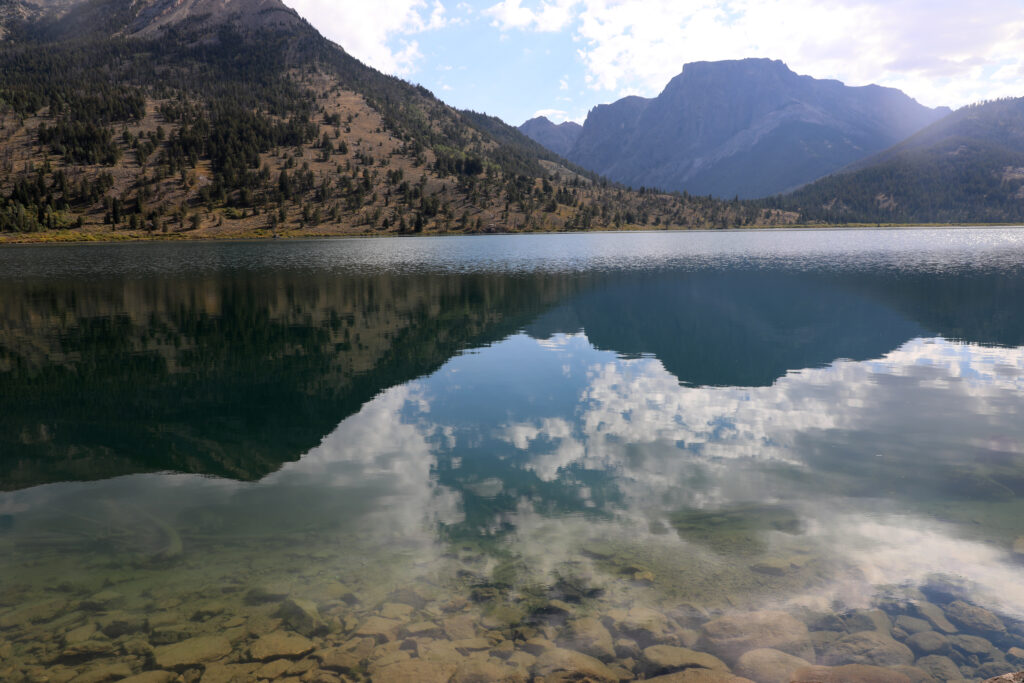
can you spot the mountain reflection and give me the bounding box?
[2,257,1024,491]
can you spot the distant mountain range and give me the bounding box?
[520,59,950,199]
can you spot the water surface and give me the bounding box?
[2,229,1023,682]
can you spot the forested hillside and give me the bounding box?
[0,0,795,240]
[786,98,1024,224]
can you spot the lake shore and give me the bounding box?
[2,222,1022,245]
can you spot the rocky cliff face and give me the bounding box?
[547,59,949,198]
[518,116,582,158]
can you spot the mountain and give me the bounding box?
[0,0,796,240]
[535,59,948,199]
[519,116,582,157]
[785,97,1024,224]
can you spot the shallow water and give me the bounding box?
[2,228,1024,682]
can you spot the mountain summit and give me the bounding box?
[522,59,949,199]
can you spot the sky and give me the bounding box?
[285,0,1024,126]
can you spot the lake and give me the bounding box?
[1,228,1024,683]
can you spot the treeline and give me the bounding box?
[784,143,1024,224]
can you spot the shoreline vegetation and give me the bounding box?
[2,222,1022,245]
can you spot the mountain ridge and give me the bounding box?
[521,58,950,199]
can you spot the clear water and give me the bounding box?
[2,228,1024,682]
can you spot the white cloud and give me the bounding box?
[484,0,579,31]
[286,0,448,75]
[531,107,570,122]
[484,0,1024,109]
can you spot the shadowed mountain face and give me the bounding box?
[518,116,583,158]
[541,59,948,199]
[787,97,1024,223]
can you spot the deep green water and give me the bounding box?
[1,229,1024,682]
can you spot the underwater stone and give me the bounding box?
[562,617,615,661]
[370,658,458,683]
[791,664,913,683]
[534,647,619,682]
[67,661,133,683]
[894,617,933,635]
[646,670,755,683]
[642,644,730,677]
[914,603,957,634]
[699,611,814,665]
[914,654,963,681]
[0,598,69,628]
[735,648,812,683]
[944,601,1006,636]
[249,632,314,661]
[821,632,914,667]
[153,635,231,669]
[275,598,325,637]
[119,672,177,683]
[906,631,951,656]
[355,616,402,642]
[451,658,528,683]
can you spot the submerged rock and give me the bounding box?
[822,631,914,667]
[451,658,528,682]
[914,655,963,681]
[153,635,232,669]
[791,664,912,683]
[943,601,1005,636]
[734,648,811,683]
[646,669,755,683]
[914,603,957,634]
[562,617,615,661]
[370,658,458,682]
[275,598,325,637]
[119,672,177,683]
[248,632,314,661]
[895,617,933,635]
[905,631,951,656]
[699,611,814,665]
[642,644,729,677]
[534,647,620,682]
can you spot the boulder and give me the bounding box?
[734,648,811,683]
[699,611,814,665]
[950,634,996,657]
[451,658,528,682]
[119,673,177,683]
[943,601,1005,636]
[647,670,755,683]
[370,658,459,683]
[913,603,957,634]
[890,665,939,683]
[895,617,933,635]
[355,616,403,642]
[248,632,314,661]
[153,635,232,669]
[844,611,892,634]
[534,647,619,682]
[642,644,729,677]
[275,598,325,637]
[914,655,963,681]
[67,662,133,683]
[613,606,670,644]
[821,632,914,667]
[563,617,615,661]
[905,631,950,656]
[791,664,912,683]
